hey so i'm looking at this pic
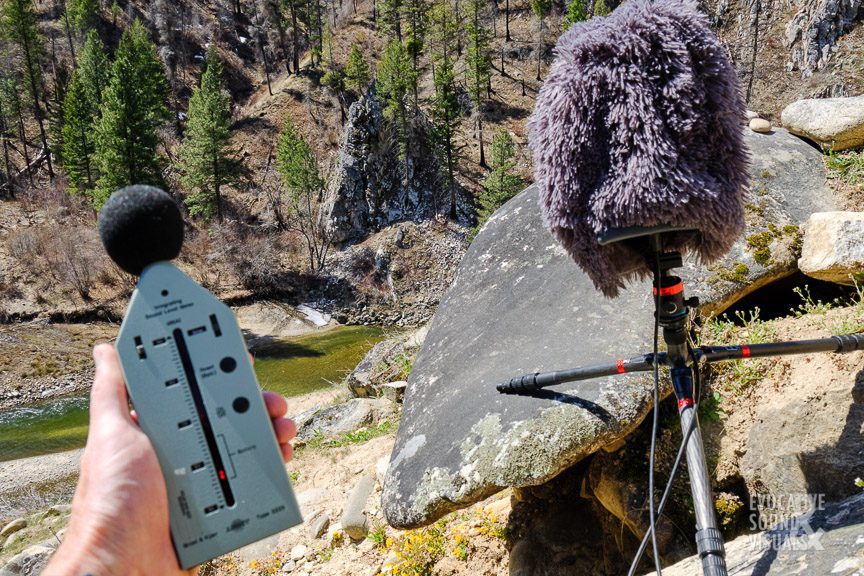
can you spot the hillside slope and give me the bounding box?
[0,0,861,319]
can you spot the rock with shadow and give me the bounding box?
[294,398,396,442]
[741,365,864,521]
[382,126,841,535]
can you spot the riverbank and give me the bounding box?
[0,385,350,514]
[0,293,396,469]
[0,301,348,412]
[0,321,387,466]
[0,322,116,411]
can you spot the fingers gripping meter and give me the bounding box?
[100,186,302,568]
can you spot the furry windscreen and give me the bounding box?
[528,0,749,298]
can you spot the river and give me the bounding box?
[0,325,387,463]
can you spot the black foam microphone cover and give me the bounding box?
[528,0,750,297]
[98,185,184,276]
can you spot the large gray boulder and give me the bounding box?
[799,211,864,284]
[781,96,864,151]
[382,128,838,529]
[293,398,395,442]
[344,326,427,398]
[689,128,837,316]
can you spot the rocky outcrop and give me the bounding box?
[326,221,469,328]
[739,344,864,517]
[293,398,396,442]
[344,325,427,398]
[322,90,466,245]
[708,0,864,116]
[382,127,838,529]
[235,301,331,348]
[799,211,864,283]
[782,0,863,77]
[718,0,861,83]
[781,95,864,150]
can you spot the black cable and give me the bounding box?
[648,251,662,575]
[627,404,700,576]
[629,306,705,575]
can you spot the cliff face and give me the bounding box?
[321,90,471,245]
[710,0,864,117]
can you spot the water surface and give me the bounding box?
[0,325,387,462]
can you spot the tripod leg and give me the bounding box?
[671,367,727,576]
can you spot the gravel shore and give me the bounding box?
[0,449,83,496]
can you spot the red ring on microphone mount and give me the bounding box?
[654,282,684,297]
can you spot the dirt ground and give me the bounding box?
[203,426,512,576]
[700,300,864,492]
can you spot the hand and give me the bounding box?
[45,344,296,576]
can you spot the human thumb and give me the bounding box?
[90,344,133,427]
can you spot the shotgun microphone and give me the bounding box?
[527,0,750,297]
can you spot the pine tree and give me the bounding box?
[321,66,345,95]
[286,0,304,74]
[1,0,53,177]
[275,117,329,271]
[178,50,240,221]
[1,73,33,185]
[429,0,460,219]
[260,0,291,74]
[320,33,347,122]
[58,0,77,65]
[563,0,587,29]
[78,30,109,120]
[251,0,274,95]
[305,0,324,67]
[431,60,460,220]
[376,39,412,163]
[478,129,522,221]
[92,20,169,208]
[48,57,70,165]
[402,0,427,108]
[504,0,511,40]
[68,0,98,31]
[593,0,610,16]
[345,44,370,94]
[465,0,491,167]
[379,0,402,41]
[0,71,17,194]
[62,71,95,193]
